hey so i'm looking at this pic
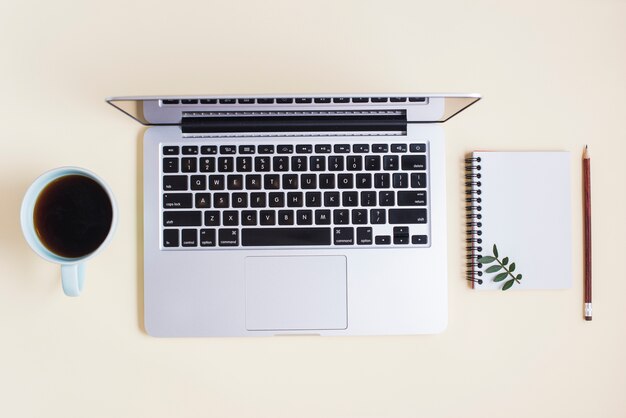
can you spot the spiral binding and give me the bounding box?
[465,156,483,285]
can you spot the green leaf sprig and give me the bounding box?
[478,244,523,291]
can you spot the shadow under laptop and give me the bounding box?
[136,129,147,334]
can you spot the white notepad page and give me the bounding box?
[471,152,572,290]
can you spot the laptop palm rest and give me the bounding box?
[244,256,347,331]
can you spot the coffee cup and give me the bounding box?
[20,167,118,296]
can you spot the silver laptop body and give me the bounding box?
[108,94,480,337]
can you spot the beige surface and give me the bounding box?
[1,1,625,417]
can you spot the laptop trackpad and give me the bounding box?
[244,256,347,331]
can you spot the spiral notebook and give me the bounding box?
[465,151,572,290]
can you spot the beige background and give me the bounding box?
[1,1,625,417]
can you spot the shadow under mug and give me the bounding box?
[20,167,118,297]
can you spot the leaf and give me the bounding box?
[493,244,499,258]
[516,274,522,280]
[494,272,509,282]
[478,256,496,264]
[502,257,509,266]
[486,265,502,273]
[502,279,515,291]
[509,263,516,272]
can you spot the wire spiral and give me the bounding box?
[465,156,483,285]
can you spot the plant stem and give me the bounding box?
[495,257,517,282]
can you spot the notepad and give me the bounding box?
[465,152,572,290]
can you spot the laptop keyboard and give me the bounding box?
[160,141,429,249]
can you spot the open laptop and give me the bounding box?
[107,94,480,337]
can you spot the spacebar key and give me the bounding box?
[242,228,331,246]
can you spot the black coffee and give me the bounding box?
[34,175,113,258]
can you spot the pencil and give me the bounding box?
[583,145,592,321]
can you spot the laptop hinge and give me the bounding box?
[180,111,407,134]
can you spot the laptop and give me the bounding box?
[107,93,480,337]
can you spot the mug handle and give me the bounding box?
[61,264,86,297]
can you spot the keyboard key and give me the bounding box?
[277,145,293,154]
[412,235,428,244]
[162,99,179,105]
[333,97,350,103]
[296,210,313,225]
[370,209,386,224]
[200,229,216,246]
[393,226,409,245]
[319,174,335,189]
[200,99,217,104]
[201,145,217,154]
[361,191,377,206]
[218,157,234,172]
[242,210,257,226]
[334,144,350,153]
[357,227,373,245]
[383,155,399,170]
[291,156,308,171]
[314,97,331,103]
[208,175,225,190]
[411,172,427,188]
[276,98,293,104]
[353,144,370,153]
[218,229,239,246]
[379,191,395,206]
[328,156,344,171]
[314,144,331,153]
[296,144,313,153]
[333,209,349,225]
[259,210,276,225]
[283,174,298,189]
[337,173,353,189]
[352,97,369,103]
[389,209,427,224]
[163,175,187,191]
[239,145,255,154]
[227,174,243,190]
[258,145,274,154]
[295,98,313,104]
[246,174,262,189]
[342,191,358,207]
[269,192,285,207]
[324,192,340,207]
[334,227,354,245]
[398,191,427,206]
[301,174,317,189]
[409,97,426,102]
[352,209,368,224]
[236,157,252,172]
[375,235,391,245]
[242,228,331,246]
[391,143,407,153]
[257,98,274,104]
[255,157,271,171]
[205,211,220,226]
[200,157,215,172]
[213,193,229,208]
[372,144,388,153]
[278,210,294,225]
[220,145,236,154]
[181,157,197,172]
[273,156,289,171]
[163,158,178,173]
[223,211,239,226]
[163,193,193,209]
[264,174,280,189]
[238,98,255,104]
[346,156,362,171]
[250,192,266,208]
[393,173,408,188]
[163,229,179,247]
[390,97,407,102]
[181,229,198,247]
[371,97,388,103]
[219,98,236,104]
[374,173,390,188]
[163,211,202,227]
[410,143,426,153]
[195,193,211,208]
[190,175,206,190]
[310,156,326,171]
[315,209,331,224]
[163,146,179,155]
[182,146,198,155]
[355,173,372,189]
[231,193,248,208]
[287,192,303,207]
[305,191,322,207]
[365,155,381,170]
[401,155,426,170]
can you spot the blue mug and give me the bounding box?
[20,167,118,297]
